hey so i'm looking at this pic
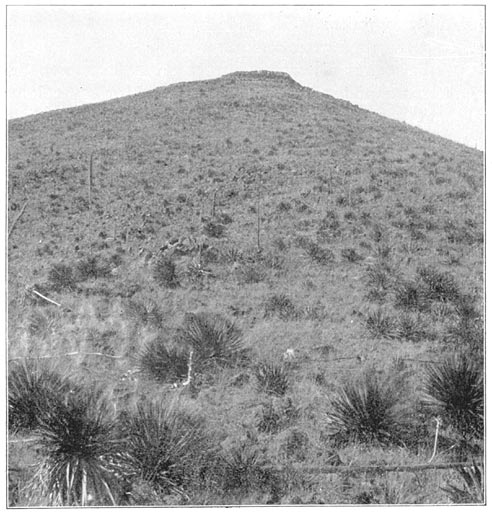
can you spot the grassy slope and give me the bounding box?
[7,71,483,505]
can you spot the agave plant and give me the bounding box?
[326,373,402,445]
[422,354,483,440]
[255,362,290,397]
[32,387,122,506]
[176,312,246,369]
[117,400,212,496]
[8,361,72,433]
[138,336,190,383]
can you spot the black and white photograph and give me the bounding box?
[6,3,485,506]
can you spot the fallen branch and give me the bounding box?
[9,351,123,362]
[30,288,61,307]
[298,461,483,475]
[8,201,28,238]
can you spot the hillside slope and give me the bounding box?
[7,71,484,505]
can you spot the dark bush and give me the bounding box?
[255,363,290,397]
[138,337,190,383]
[256,397,299,434]
[326,373,403,445]
[306,241,335,265]
[8,361,72,432]
[153,256,179,288]
[176,312,247,369]
[47,263,77,291]
[341,247,364,263]
[365,308,396,339]
[76,255,112,281]
[417,265,461,303]
[394,279,430,312]
[263,294,299,320]
[203,221,225,238]
[422,354,483,440]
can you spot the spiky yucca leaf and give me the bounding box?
[33,387,122,506]
[138,337,189,383]
[117,400,212,495]
[177,312,245,368]
[422,355,483,439]
[326,374,401,444]
[8,361,72,432]
[255,363,290,396]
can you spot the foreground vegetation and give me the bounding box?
[8,71,483,505]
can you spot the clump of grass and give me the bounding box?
[32,387,122,506]
[75,255,111,281]
[203,220,225,238]
[138,337,190,383]
[326,373,403,445]
[446,295,483,356]
[152,255,179,288]
[117,400,213,497]
[125,298,163,329]
[255,363,290,396]
[364,261,395,302]
[8,361,73,433]
[176,312,247,369]
[442,464,484,504]
[47,263,78,292]
[422,354,483,440]
[305,240,335,265]
[341,247,364,263]
[256,397,299,434]
[263,293,299,320]
[393,312,427,343]
[365,307,396,339]
[393,279,430,312]
[237,262,266,284]
[417,265,461,303]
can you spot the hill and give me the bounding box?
[7,71,484,505]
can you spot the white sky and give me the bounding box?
[6,4,485,149]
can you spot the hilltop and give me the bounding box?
[7,71,484,505]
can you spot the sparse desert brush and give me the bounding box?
[393,312,427,343]
[442,464,484,504]
[31,386,122,506]
[255,362,290,396]
[152,255,179,288]
[417,265,461,303]
[341,247,364,263]
[47,262,78,292]
[326,372,404,445]
[25,308,60,339]
[393,279,430,312]
[125,297,163,329]
[263,293,299,320]
[364,261,396,302]
[422,354,483,440]
[256,397,299,434]
[203,220,226,238]
[176,312,247,369]
[75,254,112,281]
[8,360,73,433]
[365,307,396,339]
[445,294,483,355]
[305,240,335,265]
[237,262,266,284]
[117,399,214,497]
[138,336,189,383]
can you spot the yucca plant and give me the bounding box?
[138,337,190,383]
[326,373,402,445]
[152,255,179,288]
[176,312,246,369]
[365,307,396,339]
[255,362,290,396]
[8,361,73,433]
[117,400,212,496]
[32,387,123,506]
[442,463,484,504]
[422,354,483,440]
[263,293,298,320]
[417,265,461,303]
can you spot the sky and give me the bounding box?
[6,4,485,149]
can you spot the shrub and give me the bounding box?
[446,295,484,356]
[326,373,402,445]
[203,220,225,238]
[47,263,77,291]
[263,294,298,320]
[117,400,213,496]
[176,312,247,370]
[341,247,363,263]
[32,387,122,505]
[422,354,483,440]
[305,241,335,265]
[417,265,461,303]
[365,262,395,302]
[152,255,179,288]
[8,361,72,432]
[238,263,266,284]
[393,313,427,342]
[255,363,290,396]
[138,337,190,383]
[125,298,163,329]
[365,308,396,339]
[442,464,484,504]
[393,279,430,312]
[75,255,111,281]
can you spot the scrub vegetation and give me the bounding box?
[8,70,483,505]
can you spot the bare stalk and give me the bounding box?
[211,189,218,217]
[256,186,261,252]
[8,201,28,238]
